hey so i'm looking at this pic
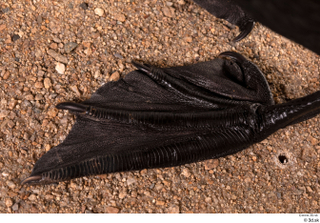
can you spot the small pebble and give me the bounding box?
[131,191,137,198]
[105,207,120,213]
[47,108,57,118]
[276,192,282,199]
[181,168,191,177]
[52,37,62,43]
[156,200,165,206]
[119,190,127,199]
[184,37,192,43]
[38,70,45,77]
[5,198,13,207]
[35,94,43,100]
[69,182,78,189]
[6,180,16,189]
[12,203,19,211]
[94,70,101,79]
[3,71,10,80]
[45,195,53,200]
[70,85,81,96]
[7,120,15,128]
[166,2,173,7]
[8,99,17,110]
[12,34,20,42]
[0,110,8,119]
[36,15,42,25]
[126,177,136,185]
[55,62,66,74]
[309,136,319,146]
[44,78,52,88]
[114,53,123,59]
[64,42,78,53]
[47,49,68,64]
[114,13,126,22]
[94,8,104,16]
[49,42,58,50]
[32,189,40,194]
[109,72,120,81]
[167,205,180,213]
[204,159,219,170]
[0,24,6,31]
[35,81,44,89]
[28,194,37,201]
[162,7,174,17]
[2,7,10,13]
[44,144,51,152]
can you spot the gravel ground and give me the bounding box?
[1,0,320,213]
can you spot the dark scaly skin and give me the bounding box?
[21,52,320,185]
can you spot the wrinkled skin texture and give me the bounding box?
[22,52,320,185]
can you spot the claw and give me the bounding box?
[131,61,152,74]
[21,175,42,185]
[56,102,88,114]
[232,20,255,42]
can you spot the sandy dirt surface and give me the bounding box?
[0,0,320,213]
